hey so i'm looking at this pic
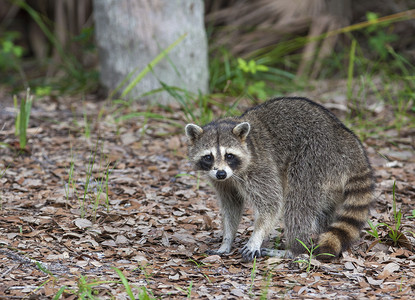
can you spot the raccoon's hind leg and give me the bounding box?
[283,167,338,259]
[207,185,244,256]
[314,168,374,261]
[283,188,329,258]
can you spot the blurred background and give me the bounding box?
[0,0,414,106]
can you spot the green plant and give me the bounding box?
[137,286,154,300]
[365,12,398,60]
[248,256,257,296]
[382,181,404,246]
[102,161,113,213]
[113,267,136,300]
[210,47,296,100]
[237,58,269,99]
[366,219,383,241]
[76,142,99,218]
[55,272,131,299]
[132,264,156,299]
[70,106,94,138]
[175,281,193,299]
[295,239,335,272]
[346,39,357,101]
[92,152,115,219]
[53,286,67,300]
[158,82,213,124]
[187,258,209,268]
[0,31,25,86]
[83,111,91,139]
[260,270,272,300]
[406,210,415,219]
[26,262,57,298]
[65,141,114,220]
[14,88,33,150]
[367,181,408,247]
[187,258,212,283]
[74,275,114,299]
[237,58,269,74]
[35,85,52,97]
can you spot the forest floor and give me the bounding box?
[0,85,414,299]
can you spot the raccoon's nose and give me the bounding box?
[216,170,227,180]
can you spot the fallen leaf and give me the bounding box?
[201,255,222,264]
[74,218,92,229]
[366,276,384,286]
[377,262,400,279]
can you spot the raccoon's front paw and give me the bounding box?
[240,245,261,262]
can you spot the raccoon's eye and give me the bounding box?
[202,154,213,162]
[225,153,235,160]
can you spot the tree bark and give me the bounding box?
[93,0,209,104]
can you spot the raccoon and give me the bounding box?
[185,97,374,262]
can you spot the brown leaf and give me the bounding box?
[74,218,92,229]
[201,255,222,264]
[391,248,414,258]
[377,262,400,280]
[115,235,129,245]
[366,276,384,286]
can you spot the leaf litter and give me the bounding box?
[0,93,414,299]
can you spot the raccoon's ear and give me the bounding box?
[233,122,250,141]
[185,124,204,142]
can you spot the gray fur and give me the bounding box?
[185,97,374,262]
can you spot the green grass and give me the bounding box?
[347,39,357,101]
[294,239,335,272]
[65,141,114,221]
[0,31,25,86]
[259,270,273,300]
[366,219,383,241]
[70,275,114,299]
[175,281,193,299]
[129,264,157,299]
[209,46,298,100]
[52,267,143,299]
[366,181,410,249]
[112,267,136,300]
[14,88,33,150]
[248,256,257,296]
[383,181,405,246]
[187,258,212,283]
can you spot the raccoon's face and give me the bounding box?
[185,121,251,181]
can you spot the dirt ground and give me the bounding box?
[0,89,414,299]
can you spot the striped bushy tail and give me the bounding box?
[315,168,375,261]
